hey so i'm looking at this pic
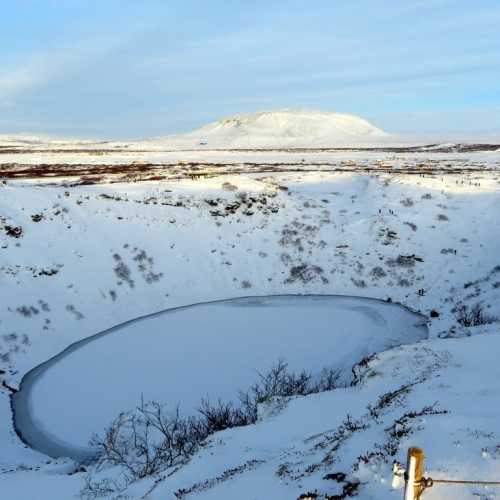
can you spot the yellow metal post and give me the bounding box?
[404,447,425,500]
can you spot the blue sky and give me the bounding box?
[1,0,499,139]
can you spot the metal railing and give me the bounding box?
[393,447,500,499]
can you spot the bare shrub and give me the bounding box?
[90,402,199,482]
[16,305,39,317]
[3,333,18,342]
[198,398,248,433]
[386,255,416,268]
[315,367,343,392]
[85,361,342,494]
[437,213,449,221]
[351,278,367,288]
[113,256,134,288]
[240,360,341,423]
[400,197,414,207]
[455,303,496,327]
[80,476,126,499]
[38,300,50,312]
[132,249,163,284]
[370,266,387,279]
[285,264,328,284]
[0,352,11,363]
[245,360,310,402]
[66,304,84,320]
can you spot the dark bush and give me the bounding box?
[4,225,23,238]
[456,303,496,327]
[285,264,328,284]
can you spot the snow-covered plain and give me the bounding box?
[1,114,500,499]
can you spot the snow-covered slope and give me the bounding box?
[126,329,500,500]
[158,110,391,149]
[1,158,500,499]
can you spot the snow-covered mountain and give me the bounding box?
[157,110,391,149]
[2,112,498,151]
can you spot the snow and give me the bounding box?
[0,142,500,499]
[135,330,500,500]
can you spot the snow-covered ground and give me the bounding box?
[121,327,500,500]
[2,149,500,169]
[1,128,500,499]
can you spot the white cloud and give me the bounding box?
[0,62,44,98]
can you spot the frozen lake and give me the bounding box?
[12,295,428,461]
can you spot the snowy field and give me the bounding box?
[1,140,500,499]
